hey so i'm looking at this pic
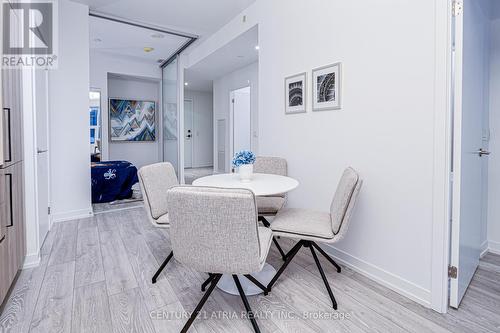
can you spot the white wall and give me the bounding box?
[185,0,452,310]
[487,17,500,255]
[213,62,258,171]
[90,51,162,162]
[108,76,161,169]
[185,90,214,168]
[48,0,91,222]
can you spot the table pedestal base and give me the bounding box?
[216,263,276,296]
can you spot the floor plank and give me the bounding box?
[29,261,75,333]
[75,224,105,288]
[72,281,113,333]
[108,288,156,333]
[47,221,78,266]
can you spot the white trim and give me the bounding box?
[92,204,143,215]
[22,251,41,269]
[51,207,93,223]
[431,0,454,314]
[488,240,500,255]
[322,244,431,308]
[480,240,489,258]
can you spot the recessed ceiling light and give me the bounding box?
[151,33,165,39]
[143,47,154,53]
[237,55,244,58]
[184,82,188,86]
[93,38,102,43]
[255,45,260,50]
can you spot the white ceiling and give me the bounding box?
[89,16,189,64]
[73,0,255,37]
[185,26,258,92]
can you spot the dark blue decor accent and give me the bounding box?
[91,160,139,203]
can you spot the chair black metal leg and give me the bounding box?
[233,275,261,333]
[152,251,173,284]
[201,274,215,292]
[181,274,222,333]
[244,274,268,295]
[310,245,338,310]
[259,216,286,261]
[312,242,341,273]
[267,240,304,292]
[273,237,287,261]
[258,216,271,227]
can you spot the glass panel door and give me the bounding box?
[162,57,180,176]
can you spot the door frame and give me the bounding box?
[429,0,454,313]
[229,85,252,170]
[184,98,194,169]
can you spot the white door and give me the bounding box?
[449,0,489,308]
[230,86,251,158]
[34,69,50,243]
[184,99,193,169]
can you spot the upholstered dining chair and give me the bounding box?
[267,167,362,310]
[254,156,288,260]
[138,162,179,284]
[167,186,273,333]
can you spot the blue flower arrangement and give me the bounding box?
[232,150,256,168]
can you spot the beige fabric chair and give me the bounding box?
[253,156,288,260]
[254,156,287,215]
[167,186,273,333]
[268,167,362,310]
[138,162,178,283]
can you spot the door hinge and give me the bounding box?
[48,207,51,215]
[448,265,458,279]
[452,1,463,16]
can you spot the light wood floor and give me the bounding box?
[1,207,499,333]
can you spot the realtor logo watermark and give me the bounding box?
[2,0,58,68]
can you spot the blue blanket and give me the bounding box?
[91,161,139,203]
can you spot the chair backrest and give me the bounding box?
[138,162,178,225]
[330,167,363,239]
[254,156,287,198]
[254,156,287,176]
[167,186,262,274]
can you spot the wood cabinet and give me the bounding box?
[0,68,25,307]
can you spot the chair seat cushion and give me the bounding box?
[270,208,334,240]
[258,226,273,266]
[256,196,286,215]
[155,213,170,226]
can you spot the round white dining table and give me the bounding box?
[192,172,299,296]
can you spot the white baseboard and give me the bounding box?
[488,240,500,255]
[480,240,489,258]
[51,207,93,223]
[23,251,41,269]
[322,244,431,308]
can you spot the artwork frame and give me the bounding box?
[312,62,342,111]
[284,72,307,114]
[109,98,157,142]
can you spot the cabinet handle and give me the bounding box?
[6,173,13,228]
[3,108,12,163]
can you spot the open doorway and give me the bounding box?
[447,0,500,310]
[230,86,251,161]
[183,25,259,181]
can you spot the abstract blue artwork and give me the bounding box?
[109,99,156,142]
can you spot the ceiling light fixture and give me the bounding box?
[255,45,260,50]
[184,82,188,86]
[151,33,165,39]
[143,47,154,53]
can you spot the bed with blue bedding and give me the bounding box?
[91,160,139,203]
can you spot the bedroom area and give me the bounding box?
[88,13,194,213]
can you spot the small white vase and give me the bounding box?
[239,164,254,182]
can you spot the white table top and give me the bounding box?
[192,173,299,196]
